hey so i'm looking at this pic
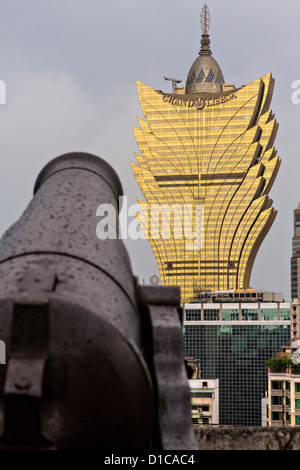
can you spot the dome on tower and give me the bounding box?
[186,54,224,94]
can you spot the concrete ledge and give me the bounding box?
[194,426,300,450]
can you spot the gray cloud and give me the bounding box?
[0,0,299,300]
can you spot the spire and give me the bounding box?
[199,4,211,56]
[185,3,224,94]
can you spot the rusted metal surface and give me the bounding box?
[0,152,197,450]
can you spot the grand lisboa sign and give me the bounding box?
[162,92,237,110]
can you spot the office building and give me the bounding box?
[183,299,290,426]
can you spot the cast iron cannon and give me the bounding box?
[0,152,198,450]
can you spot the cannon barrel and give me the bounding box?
[0,152,198,450]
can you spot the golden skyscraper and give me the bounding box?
[131,5,280,302]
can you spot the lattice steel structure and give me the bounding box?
[131,6,280,303]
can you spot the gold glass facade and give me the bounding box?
[131,10,280,303]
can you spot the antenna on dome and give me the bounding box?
[199,4,212,55]
[201,3,210,34]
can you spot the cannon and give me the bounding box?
[0,152,198,450]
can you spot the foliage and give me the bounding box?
[265,358,291,372]
[265,357,300,373]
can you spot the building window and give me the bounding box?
[261,308,277,320]
[242,308,258,321]
[204,309,219,320]
[295,399,300,409]
[205,69,215,83]
[222,308,239,321]
[195,69,205,83]
[295,383,300,393]
[286,381,290,391]
[271,396,283,405]
[185,309,201,321]
[271,381,283,390]
[191,392,213,398]
[271,412,283,421]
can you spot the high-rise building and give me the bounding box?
[131,4,281,303]
[183,299,291,426]
[291,203,300,299]
[266,299,300,427]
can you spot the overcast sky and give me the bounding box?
[0,0,299,300]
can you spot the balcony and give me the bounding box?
[270,405,283,412]
[269,421,284,426]
[271,390,284,396]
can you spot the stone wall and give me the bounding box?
[194,426,300,450]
